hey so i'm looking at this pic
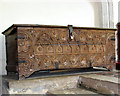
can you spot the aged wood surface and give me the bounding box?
[2,24,116,79]
[2,24,116,35]
[6,31,17,72]
[16,27,116,78]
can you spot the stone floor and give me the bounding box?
[1,68,120,95]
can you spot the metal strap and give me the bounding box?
[15,36,25,40]
[55,62,59,69]
[111,57,116,60]
[111,38,115,41]
[17,60,26,63]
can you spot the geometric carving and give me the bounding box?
[18,57,35,77]
[87,31,94,44]
[63,45,71,53]
[17,31,32,53]
[37,45,43,52]
[41,33,50,43]
[106,53,116,66]
[81,45,89,53]
[60,55,70,68]
[73,30,80,42]
[56,45,63,53]
[96,45,105,53]
[34,28,70,44]
[22,45,29,52]
[69,55,79,67]
[35,31,52,44]
[107,33,115,42]
[98,32,106,44]
[79,55,88,67]
[37,45,43,54]
[42,56,50,69]
[94,56,103,66]
[34,45,44,55]
[47,45,54,53]
[106,34,115,53]
[79,31,88,44]
[52,30,57,37]
[92,32,100,44]
[89,45,97,53]
[71,45,80,53]
[52,30,58,42]
[60,32,68,42]
[90,54,106,67]
[87,31,105,44]
[18,27,116,79]
[18,40,31,53]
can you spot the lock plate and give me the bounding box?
[68,25,73,40]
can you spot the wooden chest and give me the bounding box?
[2,24,116,79]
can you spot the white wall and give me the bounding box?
[113,0,119,27]
[0,0,118,75]
[0,0,96,32]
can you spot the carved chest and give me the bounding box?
[2,24,116,79]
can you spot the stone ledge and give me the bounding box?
[78,72,120,95]
[2,70,120,95]
[2,75,79,94]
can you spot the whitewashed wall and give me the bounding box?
[0,0,118,75]
[119,1,120,22]
[113,0,119,27]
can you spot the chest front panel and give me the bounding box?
[17,27,115,77]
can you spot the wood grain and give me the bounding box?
[3,25,116,79]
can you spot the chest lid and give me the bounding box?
[2,24,117,36]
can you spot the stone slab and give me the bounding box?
[2,75,79,94]
[78,71,120,95]
[2,69,120,95]
[47,88,103,95]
